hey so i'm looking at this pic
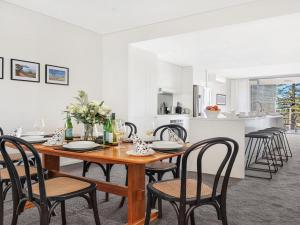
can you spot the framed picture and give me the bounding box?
[45,64,69,85]
[216,94,226,105]
[11,59,40,82]
[0,57,3,79]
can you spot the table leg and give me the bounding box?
[42,154,60,174]
[126,164,146,225]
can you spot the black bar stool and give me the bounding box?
[265,127,292,158]
[245,131,277,179]
[263,128,288,162]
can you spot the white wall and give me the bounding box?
[102,0,300,121]
[128,46,158,134]
[193,67,228,111]
[0,2,102,134]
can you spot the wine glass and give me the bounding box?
[33,118,46,132]
[145,121,156,142]
[114,119,126,149]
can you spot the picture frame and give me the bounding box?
[11,59,40,83]
[45,64,69,85]
[0,57,3,79]
[216,94,226,105]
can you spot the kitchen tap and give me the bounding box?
[254,101,263,112]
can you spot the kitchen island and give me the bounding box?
[188,115,283,179]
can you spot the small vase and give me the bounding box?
[83,124,94,141]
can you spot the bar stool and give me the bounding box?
[265,127,292,158]
[263,128,288,162]
[245,131,277,179]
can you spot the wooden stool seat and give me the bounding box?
[152,179,212,199]
[146,162,177,171]
[32,177,93,197]
[0,165,37,180]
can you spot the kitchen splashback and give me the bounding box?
[157,93,173,114]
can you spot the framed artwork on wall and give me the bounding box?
[0,57,3,79]
[216,94,226,105]
[45,64,69,85]
[11,59,40,82]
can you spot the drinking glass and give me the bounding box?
[33,118,46,132]
[114,119,126,149]
[145,121,156,141]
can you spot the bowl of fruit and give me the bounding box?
[205,105,221,119]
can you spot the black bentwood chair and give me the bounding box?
[144,137,239,225]
[83,122,137,202]
[146,124,187,182]
[0,136,101,225]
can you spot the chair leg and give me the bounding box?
[11,199,19,225]
[82,161,89,177]
[220,203,228,225]
[89,190,101,225]
[157,173,163,219]
[61,201,66,225]
[105,164,111,202]
[40,205,50,225]
[190,210,196,225]
[0,182,3,225]
[144,190,153,225]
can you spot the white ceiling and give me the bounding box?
[3,0,256,34]
[133,13,300,78]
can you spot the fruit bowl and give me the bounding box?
[205,105,221,119]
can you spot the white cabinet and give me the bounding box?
[158,61,182,93]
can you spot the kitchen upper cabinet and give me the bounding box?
[181,66,193,94]
[158,61,182,93]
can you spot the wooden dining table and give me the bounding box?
[31,142,185,225]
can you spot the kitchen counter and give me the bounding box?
[155,114,191,117]
[187,114,284,179]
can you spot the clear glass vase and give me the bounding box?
[83,123,94,141]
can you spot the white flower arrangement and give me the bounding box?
[68,90,111,125]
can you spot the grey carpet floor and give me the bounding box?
[3,134,300,225]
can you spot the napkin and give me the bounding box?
[167,128,184,144]
[44,128,65,146]
[131,134,152,154]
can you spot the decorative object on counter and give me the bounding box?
[205,105,221,118]
[0,57,3,79]
[175,102,182,114]
[68,90,111,141]
[167,128,184,144]
[45,64,69,85]
[43,128,65,146]
[11,59,40,82]
[216,94,226,105]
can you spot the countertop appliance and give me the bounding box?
[193,85,211,117]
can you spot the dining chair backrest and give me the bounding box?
[0,127,3,136]
[0,135,47,204]
[180,137,238,204]
[125,122,137,138]
[153,124,187,142]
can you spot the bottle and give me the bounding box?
[103,117,113,145]
[111,113,117,145]
[65,112,73,141]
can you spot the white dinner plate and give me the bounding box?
[63,141,100,150]
[150,141,183,151]
[126,149,155,156]
[22,136,48,144]
[22,131,46,136]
